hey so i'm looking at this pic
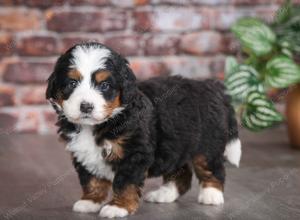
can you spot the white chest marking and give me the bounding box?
[66,126,115,181]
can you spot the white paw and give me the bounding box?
[144,182,179,203]
[72,200,101,213]
[99,205,128,218]
[198,186,224,205]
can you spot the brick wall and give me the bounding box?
[0,0,298,134]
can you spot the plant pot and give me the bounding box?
[286,84,300,150]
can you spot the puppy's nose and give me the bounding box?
[80,101,94,114]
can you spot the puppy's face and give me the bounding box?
[46,43,136,125]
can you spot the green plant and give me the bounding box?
[225,0,300,131]
[272,0,300,55]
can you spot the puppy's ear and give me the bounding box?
[46,72,57,100]
[46,51,71,100]
[119,58,137,104]
[46,72,63,113]
[120,58,136,82]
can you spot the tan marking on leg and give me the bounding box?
[81,177,111,203]
[192,155,224,191]
[163,164,193,195]
[109,185,141,214]
[202,177,224,191]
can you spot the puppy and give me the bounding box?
[46,42,242,218]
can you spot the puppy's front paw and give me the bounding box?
[99,204,128,218]
[198,187,224,205]
[72,200,101,213]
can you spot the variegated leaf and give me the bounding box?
[265,56,300,88]
[242,91,283,131]
[225,56,239,77]
[225,64,264,101]
[232,18,276,56]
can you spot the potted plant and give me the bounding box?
[225,0,300,149]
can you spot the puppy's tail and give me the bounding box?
[224,101,242,167]
[224,138,242,167]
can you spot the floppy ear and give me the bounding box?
[45,72,64,114]
[119,58,137,104]
[46,72,57,100]
[46,51,71,100]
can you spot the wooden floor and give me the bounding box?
[0,126,300,220]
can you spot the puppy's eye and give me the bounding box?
[67,80,78,89]
[99,82,111,92]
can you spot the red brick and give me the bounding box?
[68,0,110,6]
[162,57,212,79]
[151,0,190,4]
[46,10,127,32]
[213,6,279,29]
[222,33,240,54]
[17,110,40,133]
[255,6,279,23]
[0,85,15,106]
[233,0,278,5]
[134,0,150,5]
[20,85,47,105]
[180,31,223,55]
[3,61,53,84]
[17,36,59,56]
[0,0,65,8]
[213,8,256,30]
[129,58,169,79]
[134,8,205,32]
[111,0,150,7]
[0,33,14,56]
[0,9,41,31]
[133,11,152,33]
[145,34,179,55]
[104,35,141,56]
[61,36,105,53]
[43,110,57,133]
[191,0,230,5]
[0,112,18,135]
[210,56,226,79]
[197,7,218,29]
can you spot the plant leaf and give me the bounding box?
[275,15,300,54]
[265,56,300,88]
[273,0,292,25]
[225,64,264,102]
[281,48,293,58]
[232,18,276,57]
[242,91,283,131]
[225,56,239,77]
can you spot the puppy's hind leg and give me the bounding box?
[192,154,225,205]
[144,164,193,203]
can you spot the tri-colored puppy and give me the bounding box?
[46,42,242,218]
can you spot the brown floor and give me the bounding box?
[0,126,300,220]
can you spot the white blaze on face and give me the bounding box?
[62,45,112,125]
